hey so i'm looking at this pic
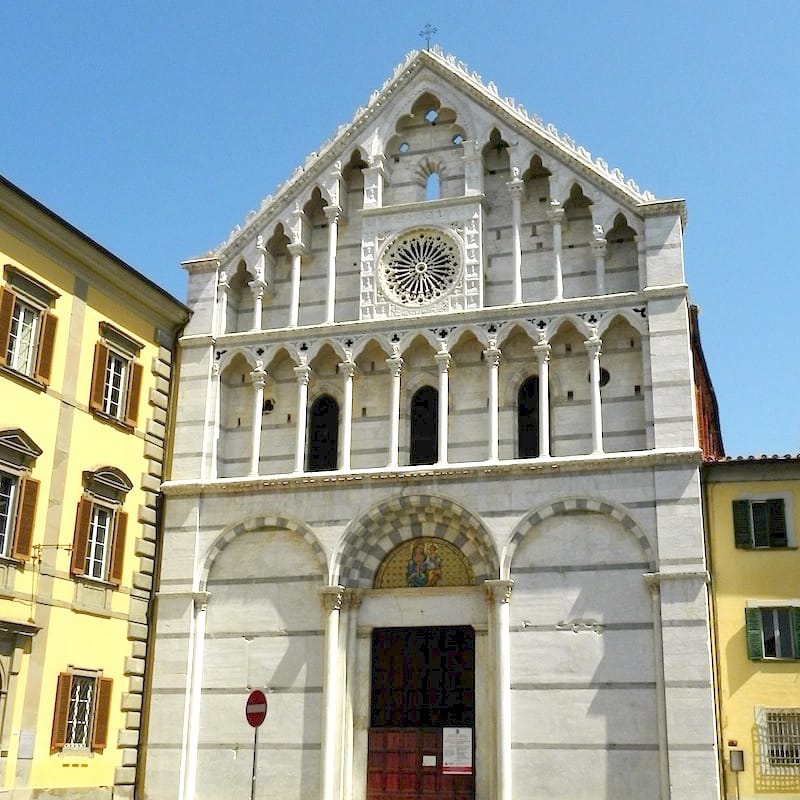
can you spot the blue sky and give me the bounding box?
[2,1,798,456]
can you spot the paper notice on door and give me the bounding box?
[442,727,473,774]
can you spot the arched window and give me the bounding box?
[425,172,440,201]
[307,395,339,472]
[518,376,540,458]
[410,386,438,465]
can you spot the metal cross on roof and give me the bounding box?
[419,24,437,50]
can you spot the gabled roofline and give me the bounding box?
[201,48,684,263]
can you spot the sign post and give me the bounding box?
[245,690,268,800]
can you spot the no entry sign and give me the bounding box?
[245,690,268,728]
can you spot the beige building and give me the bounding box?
[0,175,188,798]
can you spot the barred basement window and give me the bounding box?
[733,498,790,548]
[756,707,800,773]
[50,671,112,753]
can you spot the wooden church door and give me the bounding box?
[367,626,475,800]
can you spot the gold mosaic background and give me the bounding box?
[374,537,474,589]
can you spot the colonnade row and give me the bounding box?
[221,328,606,478]
[182,579,516,800]
[218,171,644,333]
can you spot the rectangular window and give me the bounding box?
[89,333,143,428]
[102,352,128,418]
[733,498,790,548]
[746,606,800,660]
[0,472,16,556]
[71,497,127,587]
[0,285,57,384]
[0,469,38,561]
[757,707,800,773]
[50,671,112,752]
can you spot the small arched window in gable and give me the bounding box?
[425,172,441,201]
[410,386,439,466]
[518,376,540,458]
[307,395,339,472]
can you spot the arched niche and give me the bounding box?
[225,260,255,334]
[605,213,639,293]
[217,352,256,478]
[562,184,595,298]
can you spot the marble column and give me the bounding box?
[319,586,345,800]
[435,348,451,465]
[507,168,526,304]
[591,225,607,295]
[483,341,501,462]
[294,360,312,472]
[547,200,565,300]
[324,205,342,324]
[181,591,210,800]
[287,242,304,328]
[341,590,361,800]
[532,338,551,458]
[250,234,269,330]
[386,349,404,468]
[249,366,267,476]
[339,354,356,471]
[485,580,514,800]
[585,328,604,454]
[215,269,230,336]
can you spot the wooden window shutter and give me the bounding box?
[108,511,127,587]
[70,498,92,577]
[34,311,57,385]
[50,672,72,750]
[123,361,143,427]
[0,288,15,367]
[732,500,753,548]
[745,607,764,660]
[792,608,800,659]
[11,477,39,561]
[89,343,109,412]
[767,499,788,547]
[91,677,113,752]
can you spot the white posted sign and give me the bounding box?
[442,727,473,775]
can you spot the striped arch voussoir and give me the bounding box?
[336,494,499,588]
[199,515,328,590]
[502,497,655,577]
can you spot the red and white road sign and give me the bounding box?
[245,690,268,728]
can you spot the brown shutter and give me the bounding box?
[0,288,15,367]
[108,511,127,587]
[70,498,92,577]
[89,343,109,412]
[50,672,72,750]
[123,361,143,427]
[91,677,113,752]
[34,312,57,385]
[11,477,39,561]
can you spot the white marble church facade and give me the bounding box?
[144,49,720,800]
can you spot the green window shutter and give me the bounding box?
[767,499,788,547]
[791,608,800,660]
[745,607,764,660]
[733,500,753,548]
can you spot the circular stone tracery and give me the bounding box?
[379,228,461,305]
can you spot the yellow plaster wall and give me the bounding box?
[707,475,800,799]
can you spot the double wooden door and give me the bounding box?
[367,627,475,800]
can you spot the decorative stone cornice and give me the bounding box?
[161,447,704,498]
[643,570,710,588]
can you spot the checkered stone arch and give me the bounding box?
[199,514,328,590]
[502,497,656,577]
[335,494,499,588]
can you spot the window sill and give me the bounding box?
[736,545,798,551]
[90,410,134,433]
[0,365,45,392]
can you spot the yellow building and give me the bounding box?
[0,175,188,798]
[704,456,800,800]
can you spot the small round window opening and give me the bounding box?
[424,108,439,124]
[262,398,275,414]
[586,368,611,387]
[379,228,462,306]
[452,134,464,146]
[398,142,410,153]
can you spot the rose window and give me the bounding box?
[379,228,461,305]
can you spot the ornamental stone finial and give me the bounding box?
[592,224,605,241]
[256,234,265,251]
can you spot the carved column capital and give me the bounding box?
[193,591,210,612]
[484,579,514,605]
[294,363,312,386]
[343,588,363,610]
[386,355,404,378]
[320,585,346,612]
[506,174,526,201]
[584,330,602,358]
[532,342,551,364]
[339,358,356,380]
[546,201,565,225]
[249,279,268,300]
[483,346,501,369]
[250,368,267,389]
[324,204,344,225]
[434,350,451,373]
[287,241,307,259]
[217,269,230,290]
